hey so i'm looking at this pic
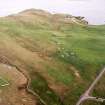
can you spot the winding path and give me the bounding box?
[76,67,105,105]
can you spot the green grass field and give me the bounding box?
[0,10,105,105]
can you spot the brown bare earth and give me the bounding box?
[0,63,37,105]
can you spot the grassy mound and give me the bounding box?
[0,9,105,105]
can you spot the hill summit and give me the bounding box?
[8,8,88,25]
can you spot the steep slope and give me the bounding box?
[0,9,105,105]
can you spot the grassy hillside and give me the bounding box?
[0,9,105,105]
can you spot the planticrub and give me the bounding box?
[0,77,9,87]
